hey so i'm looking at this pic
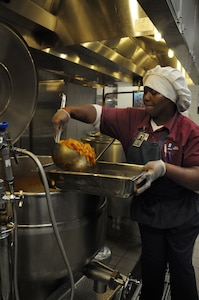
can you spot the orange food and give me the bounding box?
[60,138,96,166]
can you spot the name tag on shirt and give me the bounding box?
[133,132,149,147]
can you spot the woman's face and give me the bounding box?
[143,86,176,123]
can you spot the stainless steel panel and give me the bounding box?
[137,0,199,84]
[0,22,37,143]
[1,0,197,87]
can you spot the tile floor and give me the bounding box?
[105,217,141,277]
[105,215,199,299]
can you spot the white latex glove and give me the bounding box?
[135,160,166,195]
[52,109,71,140]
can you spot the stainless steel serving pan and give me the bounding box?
[45,161,144,198]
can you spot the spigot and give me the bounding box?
[84,260,126,293]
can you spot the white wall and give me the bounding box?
[117,86,139,108]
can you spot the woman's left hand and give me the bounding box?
[135,160,166,194]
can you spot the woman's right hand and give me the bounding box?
[52,108,70,137]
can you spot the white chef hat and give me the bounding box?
[143,65,191,112]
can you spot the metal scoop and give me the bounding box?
[53,117,89,172]
[52,142,89,171]
[52,137,115,172]
[52,93,115,171]
[52,93,89,171]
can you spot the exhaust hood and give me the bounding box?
[0,0,198,86]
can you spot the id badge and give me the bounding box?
[133,132,149,147]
